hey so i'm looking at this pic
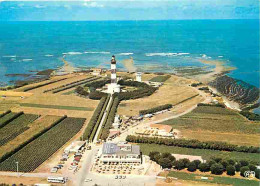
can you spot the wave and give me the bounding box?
[22,59,33,62]
[218,56,223,58]
[65,52,83,55]
[118,53,133,56]
[84,51,110,54]
[45,54,54,57]
[3,55,16,58]
[145,52,189,57]
[145,53,178,57]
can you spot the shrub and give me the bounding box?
[235,163,241,172]
[149,151,160,162]
[161,152,175,162]
[199,163,210,172]
[227,159,235,166]
[220,160,229,170]
[139,104,172,115]
[181,158,190,168]
[89,91,108,100]
[226,165,236,176]
[240,160,249,167]
[192,160,201,169]
[187,162,197,172]
[255,169,260,179]
[158,158,173,169]
[240,166,250,177]
[210,163,224,175]
[174,160,186,170]
[248,164,256,171]
[208,160,216,167]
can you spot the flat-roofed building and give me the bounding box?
[99,143,141,164]
[150,124,173,137]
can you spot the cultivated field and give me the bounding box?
[118,76,200,116]
[139,144,259,162]
[0,117,85,172]
[0,115,61,160]
[162,106,260,146]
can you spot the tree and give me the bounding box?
[227,159,235,166]
[239,160,249,167]
[149,151,160,161]
[226,165,236,176]
[212,157,222,163]
[158,158,173,169]
[174,160,186,170]
[199,163,210,172]
[255,169,260,179]
[235,163,241,172]
[193,160,201,169]
[161,152,176,162]
[208,160,216,167]
[154,154,161,163]
[220,160,229,170]
[248,164,256,171]
[181,158,190,168]
[187,162,197,172]
[210,163,224,175]
[240,166,250,177]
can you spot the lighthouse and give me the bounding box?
[107,55,121,94]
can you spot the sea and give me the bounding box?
[0,19,259,88]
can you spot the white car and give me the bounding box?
[50,167,58,173]
[84,178,92,182]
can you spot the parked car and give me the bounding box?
[50,167,58,173]
[87,146,91,150]
[115,175,118,179]
[57,165,63,169]
[84,178,92,182]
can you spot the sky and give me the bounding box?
[0,0,259,21]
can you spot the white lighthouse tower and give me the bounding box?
[107,55,120,94]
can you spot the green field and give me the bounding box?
[139,144,259,162]
[162,106,260,134]
[168,171,258,186]
[20,103,93,111]
[0,117,85,172]
[149,75,171,82]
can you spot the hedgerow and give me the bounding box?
[23,78,67,92]
[82,96,108,141]
[126,135,260,153]
[0,114,39,146]
[0,110,11,118]
[115,80,157,100]
[100,97,120,140]
[0,112,24,129]
[0,117,85,172]
[139,104,172,115]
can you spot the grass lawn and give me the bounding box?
[149,75,171,82]
[139,144,259,163]
[20,103,93,111]
[168,171,259,186]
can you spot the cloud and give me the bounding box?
[83,2,104,8]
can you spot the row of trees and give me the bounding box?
[126,135,260,153]
[240,111,260,121]
[75,86,89,97]
[139,104,172,115]
[23,78,67,92]
[149,151,260,178]
[0,110,11,118]
[82,96,108,141]
[100,97,120,140]
[197,103,225,108]
[115,80,157,100]
[0,112,24,129]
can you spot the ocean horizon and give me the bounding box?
[0,19,259,87]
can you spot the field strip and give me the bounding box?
[19,103,93,111]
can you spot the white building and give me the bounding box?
[136,72,142,82]
[107,55,121,94]
[99,143,142,164]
